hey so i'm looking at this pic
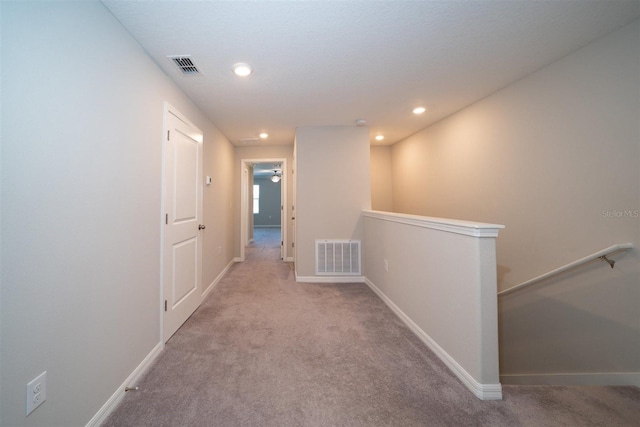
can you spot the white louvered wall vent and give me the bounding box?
[238,138,260,146]
[316,240,361,275]
[168,56,201,75]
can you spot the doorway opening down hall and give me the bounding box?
[248,161,286,260]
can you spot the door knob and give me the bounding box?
[198,224,206,230]
[291,217,295,220]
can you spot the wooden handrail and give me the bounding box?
[498,243,634,297]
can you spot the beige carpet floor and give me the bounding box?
[104,229,639,426]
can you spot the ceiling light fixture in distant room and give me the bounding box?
[412,107,426,115]
[259,133,269,139]
[375,135,384,141]
[233,63,253,77]
[270,170,281,183]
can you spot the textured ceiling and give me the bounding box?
[102,1,640,146]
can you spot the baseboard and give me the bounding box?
[202,258,237,299]
[296,275,366,283]
[233,257,242,263]
[86,342,163,426]
[501,372,640,387]
[364,277,502,400]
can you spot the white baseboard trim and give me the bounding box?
[364,277,502,401]
[202,258,236,299]
[296,275,365,283]
[501,372,640,387]
[233,257,242,263]
[86,342,163,427]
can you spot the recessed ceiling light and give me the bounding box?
[259,133,269,139]
[375,135,384,141]
[232,63,253,77]
[413,107,426,115]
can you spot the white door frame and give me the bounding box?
[240,158,287,262]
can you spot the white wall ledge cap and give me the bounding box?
[362,210,504,238]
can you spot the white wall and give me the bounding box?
[391,21,639,383]
[370,145,393,212]
[295,126,371,278]
[363,211,503,399]
[0,0,4,417]
[202,125,236,296]
[0,2,235,425]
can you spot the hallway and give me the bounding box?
[104,237,639,426]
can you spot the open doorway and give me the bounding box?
[252,163,282,249]
[240,158,287,262]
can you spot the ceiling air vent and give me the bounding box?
[168,56,201,75]
[238,138,260,146]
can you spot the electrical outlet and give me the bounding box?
[218,245,222,254]
[26,371,47,416]
[384,259,389,272]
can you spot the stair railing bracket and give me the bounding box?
[599,255,615,269]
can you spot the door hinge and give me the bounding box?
[165,213,168,225]
[164,300,168,312]
[281,241,283,246]
[167,130,170,141]
[292,242,295,248]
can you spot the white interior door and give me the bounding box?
[163,105,203,342]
